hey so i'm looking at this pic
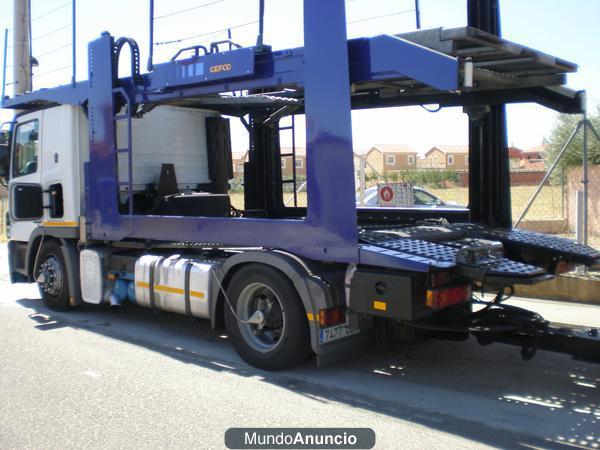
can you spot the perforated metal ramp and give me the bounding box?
[476,227,600,266]
[359,224,600,284]
[360,229,548,284]
[361,224,600,266]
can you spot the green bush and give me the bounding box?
[229,176,244,193]
[361,169,462,189]
[396,169,461,188]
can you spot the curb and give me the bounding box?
[514,275,600,305]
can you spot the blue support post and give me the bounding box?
[415,0,421,29]
[71,0,76,86]
[147,0,154,72]
[87,33,121,237]
[1,29,7,101]
[303,0,358,255]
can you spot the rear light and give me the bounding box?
[426,285,471,309]
[555,260,572,275]
[430,271,452,288]
[319,306,346,327]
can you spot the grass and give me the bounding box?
[428,185,566,222]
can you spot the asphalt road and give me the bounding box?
[0,245,599,449]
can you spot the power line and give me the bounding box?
[34,64,70,78]
[35,42,71,58]
[155,20,258,45]
[347,9,415,24]
[155,0,224,20]
[33,23,71,41]
[31,1,70,22]
[0,5,77,51]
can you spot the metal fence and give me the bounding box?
[512,174,567,232]
[514,117,600,251]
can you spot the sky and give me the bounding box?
[1,0,599,154]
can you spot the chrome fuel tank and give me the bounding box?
[134,255,214,319]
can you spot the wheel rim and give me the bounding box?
[38,254,64,298]
[236,282,286,353]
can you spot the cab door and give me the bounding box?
[9,112,43,242]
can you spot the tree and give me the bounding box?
[547,107,600,170]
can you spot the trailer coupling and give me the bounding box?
[406,300,600,363]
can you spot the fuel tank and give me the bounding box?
[134,255,214,319]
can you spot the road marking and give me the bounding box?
[503,395,563,409]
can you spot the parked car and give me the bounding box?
[356,186,464,208]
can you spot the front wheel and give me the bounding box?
[224,264,312,370]
[35,240,73,311]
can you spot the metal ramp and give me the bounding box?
[361,224,600,265]
[350,26,583,113]
[360,229,548,285]
[397,26,576,83]
[473,227,600,267]
[359,224,600,284]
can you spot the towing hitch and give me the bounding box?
[407,300,600,363]
[469,303,600,363]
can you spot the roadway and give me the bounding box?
[0,245,599,449]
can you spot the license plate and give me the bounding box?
[319,324,360,344]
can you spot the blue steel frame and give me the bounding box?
[1,0,460,265]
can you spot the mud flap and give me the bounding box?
[59,239,83,306]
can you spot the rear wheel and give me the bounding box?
[35,240,73,311]
[224,264,312,370]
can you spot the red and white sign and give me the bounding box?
[379,186,394,203]
[377,183,414,207]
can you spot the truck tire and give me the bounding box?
[35,240,73,311]
[224,264,312,370]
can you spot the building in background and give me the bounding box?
[360,145,418,175]
[232,150,248,178]
[234,142,547,182]
[280,147,307,179]
[353,146,384,176]
[421,145,469,170]
[521,143,547,170]
[418,147,446,169]
[508,146,524,169]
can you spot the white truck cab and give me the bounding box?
[6,106,86,243]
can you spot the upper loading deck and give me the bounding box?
[2,26,583,115]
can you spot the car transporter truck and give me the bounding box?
[1,0,599,369]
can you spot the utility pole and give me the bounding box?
[13,0,32,95]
